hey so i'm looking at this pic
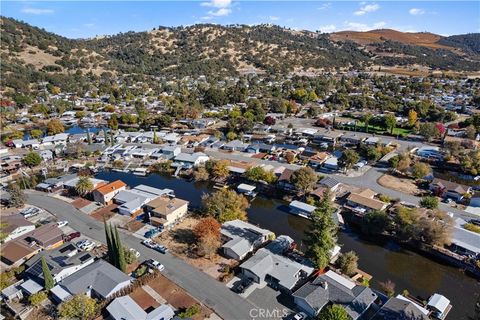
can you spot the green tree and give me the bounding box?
[226,131,237,141]
[202,189,250,223]
[47,119,65,135]
[75,176,94,196]
[107,114,119,130]
[420,196,439,209]
[23,152,42,167]
[336,251,358,276]
[245,166,276,184]
[194,167,209,181]
[362,113,372,133]
[411,162,431,180]
[366,146,381,162]
[361,210,390,235]
[58,294,97,320]
[305,190,337,269]
[318,304,350,320]
[339,150,360,171]
[419,122,440,141]
[384,114,397,134]
[114,226,127,272]
[7,183,26,208]
[41,256,54,290]
[291,167,318,196]
[29,291,47,306]
[30,129,44,139]
[208,160,230,180]
[104,221,117,268]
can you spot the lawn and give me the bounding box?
[339,121,412,137]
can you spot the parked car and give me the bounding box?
[77,239,95,251]
[57,220,69,227]
[232,278,253,294]
[469,219,480,226]
[63,232,81,242]
[144,227,162,238]
[141,239,157,249]
[129,248,140,258]
[144,259,165,271]
[21,207,40,218]
[293,312,308,320]
[154,245,168,254]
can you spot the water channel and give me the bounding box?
[95,171,480,319]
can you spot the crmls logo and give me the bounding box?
[249,308,289,319]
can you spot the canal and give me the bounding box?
[95,171,480,319]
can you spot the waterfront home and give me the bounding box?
[114,185,174,217]
[42,133,69,146]
[92,180,127,205]
[12,139,40,149]
[150,145,181,160]
[173,152,209,168]
[237,183,257,197]
[126,146,156,159]
[289,201,316,219]
[449,218,480,257]
[429,178,471,201]
[220,220,273,260]
[50,259,131,303]
[427,294,452,320]
[24,243,95,285]
[36,173,78,193]
[144,196,189,228]
[223,140,249,152]
[239,236,314,292]
[0,214,35,243]
[292,270,377,319]
[371,295,429,320]
[107,296,175,320]
[277,168,295,191]
[63,177,107,195]
[345,189,388,216]
[416,146,444,160]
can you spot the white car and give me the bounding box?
[57,220,69,227]
[293,312,308,320]
[145,259,165,271]
[141,239,156,249]
[129,248,140,258]
[77,240,96,251]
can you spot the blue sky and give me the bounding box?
[2,1,479,38]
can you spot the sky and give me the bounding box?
[2,1,479,39]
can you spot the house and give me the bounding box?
[107,296,175,320]
[37,174,78,192]
[364,137,380,145]
[307,152,330,169]
[220,220,273,260]
[312,131,343,147]
[223,140,249,152]
[240,236,314,292]
[289,201,316,219]
[18,222,64,249]
[449,218,480,257]
[92,180,127,205]
[340,133,365,146]
[429,178,471,201]
[416,146,444,160]
[24,243,95,285]
[50,259,131,303]
[63,177,107,194]
[37,150,53,161]
[114,185,174,217]
[173,152,209,168]
[1,239,40,266]
[318,177,342,192]
[345,189,388,216]
[12,139,40,149]
[293,270,377,319]
[0,214,35,242]
[150,145,181,160]
[371,295,429,320]
[277,168,295,191]
[42,133,69,146]
[246,143,276,154]
[321,156,339,172]
[144,196,189,228]
[237,183,257,197]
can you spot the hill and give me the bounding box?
[1,17,479,92]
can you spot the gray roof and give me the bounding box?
[293,270,377,319]
[56,259,131,299]
[25,243,94,282]
[372,297,429,320]
[43,174,77,186]
[289,200,316,213]
[107,296,175,320]
[319,176,341,189]
[452,226,480,255]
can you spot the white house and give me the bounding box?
[1,214,35,242]
[173,152,209,168]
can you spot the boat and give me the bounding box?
[132,167,149,176]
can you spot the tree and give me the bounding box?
[41,256,54,290]
[114,225,127,272]
[379,280,396,297]
[193,217,221,240]
[75,176,94,196]
[395,153,412,173]
[123,246,138,264]
[366,146,381,162]
[23,152,42,167]
[417,211,452,246]
[194,167,209,181]
[47,119,65,135]
[104,221,117,268]
[408,109,418,126]
[29,291,47,306]
[263,116,276,125]
[305,190,337,269]
[362,113,372,133]
[291,167,318,196]
[30,129,43,139]
[339,150,360,171]
[336,251,358,276]
[318,304,350,320]
[420,196,439,209]
[7,183,26,208]
[361,210,390,235]
[226,131,237,141]
[466,125,477,140]
[107,114,119,130]
[209,160,230,180]
[58,294,97,320]
[411,162,431,180]
[245,166,276,184]
[384,114,397,134]
[202,189,249,223]
[419,122,440,141]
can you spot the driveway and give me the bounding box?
[25,191,263,320]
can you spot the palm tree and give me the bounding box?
[75,176,93,196]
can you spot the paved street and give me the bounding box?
[25,191,261,320]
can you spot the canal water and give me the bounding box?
[95,171,480,319]
[23,125,104,139]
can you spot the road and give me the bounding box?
[25,191,259,320]
[204,149,477,221]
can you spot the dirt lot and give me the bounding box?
[130,287,160,310]
[378,174,420,195]
[71,198,92,209]
[155,217,235,279]
[90,204,118,222]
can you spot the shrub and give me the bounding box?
[29,291,47,306]
[178,304,201,318]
